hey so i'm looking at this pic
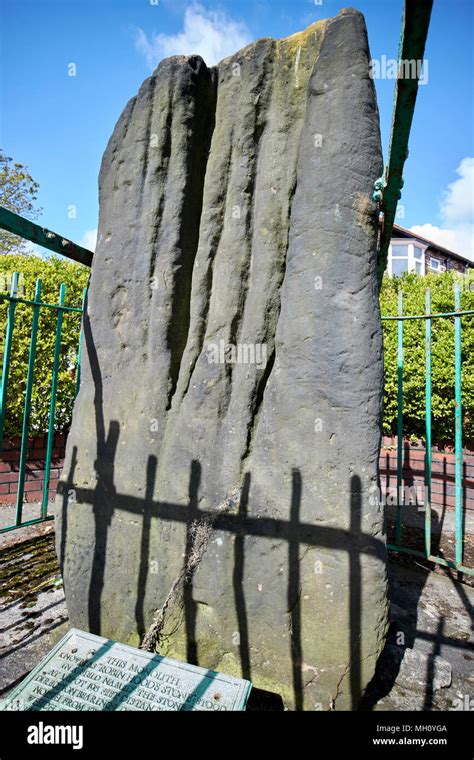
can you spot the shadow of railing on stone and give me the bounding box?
[56,304,388,711]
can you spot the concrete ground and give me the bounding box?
[0,528,69,698]
[0,527,473,710]
[385,502,474,536]
[362,557,474,711]
[0,501,56,549]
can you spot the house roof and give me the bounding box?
[391,223,472,267]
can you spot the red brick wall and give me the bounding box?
[0,433,67,505]
[380,436,474,513]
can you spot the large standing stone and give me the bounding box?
[56,8,388,710]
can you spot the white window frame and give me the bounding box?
[389,240,426,276]
[389,241,410,277]
[430,256,441,272]
[412,244,425,275]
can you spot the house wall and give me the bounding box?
[388,238,468,275]
[424,247,467,274]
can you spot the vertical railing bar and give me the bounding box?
[41,283,66,518]
[74,287,87,398]
[0,272,19,448]
[15,278,42,526]
[396,289,404,546]
[425,288,432,559]
[454,283,463,567]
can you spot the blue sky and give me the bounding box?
[1,0,473,258]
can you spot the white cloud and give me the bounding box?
[79,228,97,252]
[410,157,474,261]
[409,224,458,251]
[135,3,251,69]
[441,157,474,226]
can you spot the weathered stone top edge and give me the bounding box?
[150,8,368,76]
[145,7,367,78]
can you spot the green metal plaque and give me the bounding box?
[1,629,252,712]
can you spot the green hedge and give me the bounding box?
[0,255,89,438]
[380,271,474,449]
[0,257,472,448]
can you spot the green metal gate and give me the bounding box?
[0,274,86,533]
[382,286,474,575]
[0,207,91,534]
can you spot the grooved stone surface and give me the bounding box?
[56,9,388,710]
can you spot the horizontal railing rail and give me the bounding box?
[0,206,93,267]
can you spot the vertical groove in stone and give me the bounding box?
[178,132,235,404]
[164,62,218,410]
[217,42,276,405]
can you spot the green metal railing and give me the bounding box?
[382,284,474,575]
[1,272,472,580]
[0,277,87,533]
[0,207,93,267]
